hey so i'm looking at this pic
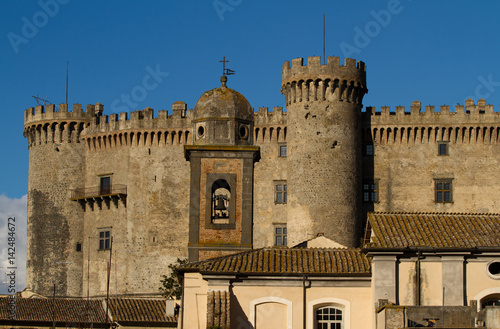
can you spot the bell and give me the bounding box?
[214,195,227,211]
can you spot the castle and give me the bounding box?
[22,55,500,298]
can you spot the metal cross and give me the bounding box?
[220,56,229,75]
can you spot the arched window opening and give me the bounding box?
[211,179,230,224]
[482,298,500,308]
[316,306,343,329]
[481,293,500,309]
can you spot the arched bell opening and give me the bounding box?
[211,179,231,224]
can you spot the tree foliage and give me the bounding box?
[159,258,188,299]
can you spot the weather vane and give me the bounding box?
[219,56,235,76]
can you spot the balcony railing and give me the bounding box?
[70,184,127,200]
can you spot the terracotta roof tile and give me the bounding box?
[179,247,371,275]
[365,212,500,249]
[0,297,106,323]
[108,298,177,323]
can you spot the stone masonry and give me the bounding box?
[23,56,500,297]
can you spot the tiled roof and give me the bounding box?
[179,247,371,275]
[364,212,500,249]
[0,297,106,323]
[108,298,177,324]
[207,291,230,328]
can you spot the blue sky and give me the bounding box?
[2,0,500,198]
[1,0,500,293]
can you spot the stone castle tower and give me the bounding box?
[282,57,367,247]
[23,104,98,296]
[23,55,500,297]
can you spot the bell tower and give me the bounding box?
[185,75,260,261]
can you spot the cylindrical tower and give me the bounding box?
[282,56,367,247]
[23,103,95,296]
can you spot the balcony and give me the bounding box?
[70,184,127,210]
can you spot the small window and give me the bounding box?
[365,144,374,156]
[363,180,378,202]
[438,142,448,156]
[316,306,343,329]
[76,243,82,252]
[99,230,111,250]
[489,262,500,275]
[435,179,453,203]
[274,224,287,246]
[279,144,287,157]
[100,176,111,195]
[275,181,287,204]
[486,260,500,280]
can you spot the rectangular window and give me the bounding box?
[275,181,287,204]
[363,180,378,202]
[274,224,287,246]
[435,179,453,203]
[99,230,111,250]
[438,143,448,156]
[365,144,374,156]
[279,144,287,157]
[100,176,111,195]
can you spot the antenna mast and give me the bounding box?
[323,14,326,65]
[32,93,52,106]
[66,61,69,104]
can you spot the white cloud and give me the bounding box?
[0,194,27,294]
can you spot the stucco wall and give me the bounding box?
[468,257,500,307]
[182,273,372,329]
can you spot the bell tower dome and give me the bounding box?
[192,75,254,146]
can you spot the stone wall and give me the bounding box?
[253,107,288,247]
[363,99,500,214]
[82,141,190,296]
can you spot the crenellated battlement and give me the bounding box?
[363,99,500,146]
[23,103,99,148]
[363,99,500,125]
[282,56,366,82]
[281,56,367,106]
[80,101,195,151]
[253,107,287,143]
[83,104,193,136]
[24,103,96,126]
[254,107,287,125]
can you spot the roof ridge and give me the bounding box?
[178,248,370,275]
[369,211,500,216]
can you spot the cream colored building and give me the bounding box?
[178,247,371,329]
[178,212,500,329]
